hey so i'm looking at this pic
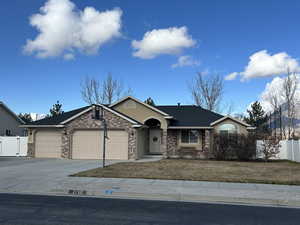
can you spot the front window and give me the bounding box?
[181,130,198,143]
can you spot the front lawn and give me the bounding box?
[71,159,300,185]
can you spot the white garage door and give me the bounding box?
[35,130,61,158]
[72,130,128,160]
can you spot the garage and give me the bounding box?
[72,130,128,160]
[35,130,61,158]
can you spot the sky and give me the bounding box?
[1,0,300,115]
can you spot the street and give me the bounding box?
[0,194,299,225]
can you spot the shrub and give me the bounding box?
[232,134,256,161]
[258,135,281,161]
[211,133,257,161]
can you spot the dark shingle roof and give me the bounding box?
[156,105,224,127]
[26,105,142,126]
[27,106,90,126]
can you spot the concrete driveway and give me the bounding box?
[0,157,122,194]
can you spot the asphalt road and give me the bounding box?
[0,194,299,225]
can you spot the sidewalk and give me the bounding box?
[3,176,300,208]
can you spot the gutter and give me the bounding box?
[168,126,213,129]
[19,125,65,128]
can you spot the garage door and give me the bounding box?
[35,130,61,158]
[72,130,128,160]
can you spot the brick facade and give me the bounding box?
[166,129,210,159]
[28,108,138,160]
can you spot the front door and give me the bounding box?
[149,129,161,154]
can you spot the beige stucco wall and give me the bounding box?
[213,118,248,135]
[113,99,168,129]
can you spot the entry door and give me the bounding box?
[149,129,161,154]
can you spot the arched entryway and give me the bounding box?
[144,118,162,155]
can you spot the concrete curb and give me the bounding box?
[1,189,300,209]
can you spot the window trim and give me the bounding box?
[180,129,199,144]
[217,123,237,134]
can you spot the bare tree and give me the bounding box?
[81,74,131,105]
[258,135,281,161]
[189,72,224,111]
[281,70,298,139]
[102,73,123,104]
[81,77,101,105]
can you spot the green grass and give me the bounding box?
[71,159,300,185]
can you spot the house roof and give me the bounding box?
[25,106,91,126]
[23,105,142,127]
[156,105,224,127]
[0,101,25,124]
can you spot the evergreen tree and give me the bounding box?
[244,101,268,131]
[49,101,64,117]
[18,113,32,123]
[144,97,155,106]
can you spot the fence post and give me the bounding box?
[17,136,20,157]
[291,139,295,161]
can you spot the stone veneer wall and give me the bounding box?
[28,108,138,160]
[62,109,137,159]
[166,129,210,159]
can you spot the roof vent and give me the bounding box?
[177,103,181,107]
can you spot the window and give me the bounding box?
[218,123,237,136]
[181,130,198,143]
[5,129,11,136]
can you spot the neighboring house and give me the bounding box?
[0,102,25,136]
[21,96,254,160]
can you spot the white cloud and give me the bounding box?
[23,0,122,59]
[171,55,200,68]
[63,53,75,60]
[227,50,300,81]
[225,72,238,80]
[132,26,196,59]
[259,76,300,112]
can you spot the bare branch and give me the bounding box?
[189,72,223,111]
[81,74,131,105]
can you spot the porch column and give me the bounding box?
[204,129,211,152]
[161,129,168,158]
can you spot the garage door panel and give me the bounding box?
[72,130,128,160]
[72,131,102,159]
[35,130,61,158]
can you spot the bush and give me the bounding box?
[211,133,257,161]
[232,134,256,161]
[258,135,281,161]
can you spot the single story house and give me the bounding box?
[21,96,254,159]
[0,101,25,136]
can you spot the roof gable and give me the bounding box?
[110,96,170,117]
[22,105,141,127]
[210,116,251,127]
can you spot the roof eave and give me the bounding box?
[20,125,65,128]
[168,126,213,129]
[210,116,251,127]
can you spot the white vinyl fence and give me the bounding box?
[257,140,300,162]
[0,137,28,157]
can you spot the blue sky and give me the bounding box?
[1,0,300,115]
